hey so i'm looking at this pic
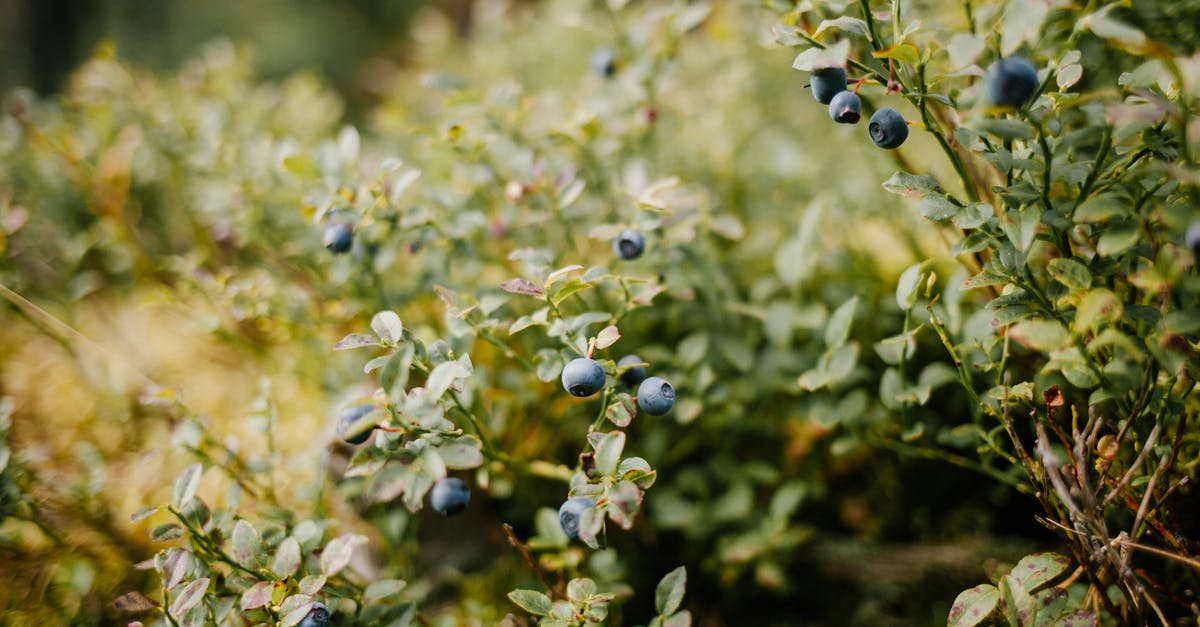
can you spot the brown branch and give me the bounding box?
[502,523,559,599]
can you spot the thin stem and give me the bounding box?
[869,436,1030,494]
[917,63,979,202]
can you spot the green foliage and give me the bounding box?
[0,0,1198,625]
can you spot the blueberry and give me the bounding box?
[636,376,675,416]
[616,354,647,388]
[613,229,645,260]
[430,477,470,516]
[297,602,330,627]
[984,57,1039,108]
[558,496,596,540]
[323,222,354,254]
[561,358,606,397]
[1187,220,1200,259]
[810,67,847,105]
[590,47,617,78]
[868,108,909,149]
[336,404,377,445]
[828,91,862,124]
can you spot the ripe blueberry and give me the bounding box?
[637,376,675,416]
[810,67,847,105]
[613,229,645,260]
[828,91,861,124]
[430,477,470,516]
[616,354,647,388]
[1186,220,1200,260]
[297,602,330,627]
[336,405,377,445]
[323,222,354,254]
[558,496,596,540]
[984,57,1039,108]
[868,108,909,149]
[590,47,617,78]
[561,358,606,397]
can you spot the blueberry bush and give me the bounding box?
[0,0,1198,625]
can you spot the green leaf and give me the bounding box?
[500,278,544,297]
[1047,258,1091,290]
[437,435,484,469]
[1073,193,1126,222]
[557,179,585,209]
[1000,574,1037,626]
[973,118,1035,140]
[792,39,851,71]
[919,195,961,221]
[363,579,408,605]
[272,537,301,578]
[334,333,382,351]
[1096,226,1140,256]
[595,325,621,349]
[169,578,210,619]
[371,311,404,346]
[947,33,985,68]
[578,503,604,549]
[507,589,552,616]
[230,520,261,568]
[895,262,929,310]
[1077,4,1147,48]
[282,154,318,178]
[948,584,1001,627]
[1074,289,1122,334]
[824,296,858,349]
[278,594,315,627]
[664,611,693,627]
[605,479,642,529]
[320,533,367,577]
[655,566,687,616]
[173,463,203,509]
[1165,310,1200,335]
[113,591,159,614]
[1008,552,1071,593]
[883,171,942,198]
[593,431,626,477]
[1001,0,1050,55]
[130,505,159,523]
[1009,320,1069,351]
[812,17,871,41]
[239,581,275,611]
[873,43,920,67]
[567,578,597,603]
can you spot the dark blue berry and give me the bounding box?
[561,358,605,397]
[613,229,645,260]
[828,91,862,124]
[590,47,617,78]
[297,602,330,627]
[868,108,909,149]
[637,376,675,416]
[430,477,470,516]
[336,405,377,445]
[617,354,647,388]
[810,67,847,105]
[323,222,354,254]
[558,496,596,540]
[1186,220,1200,260]
[984,57,1039,108]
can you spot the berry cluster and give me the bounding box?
[807,55,1042,151]
[807,65,907,149]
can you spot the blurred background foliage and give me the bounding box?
[1,0,1195,625]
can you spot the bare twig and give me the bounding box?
[502,523,559,599]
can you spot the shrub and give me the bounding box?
[0,0,1197,625]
